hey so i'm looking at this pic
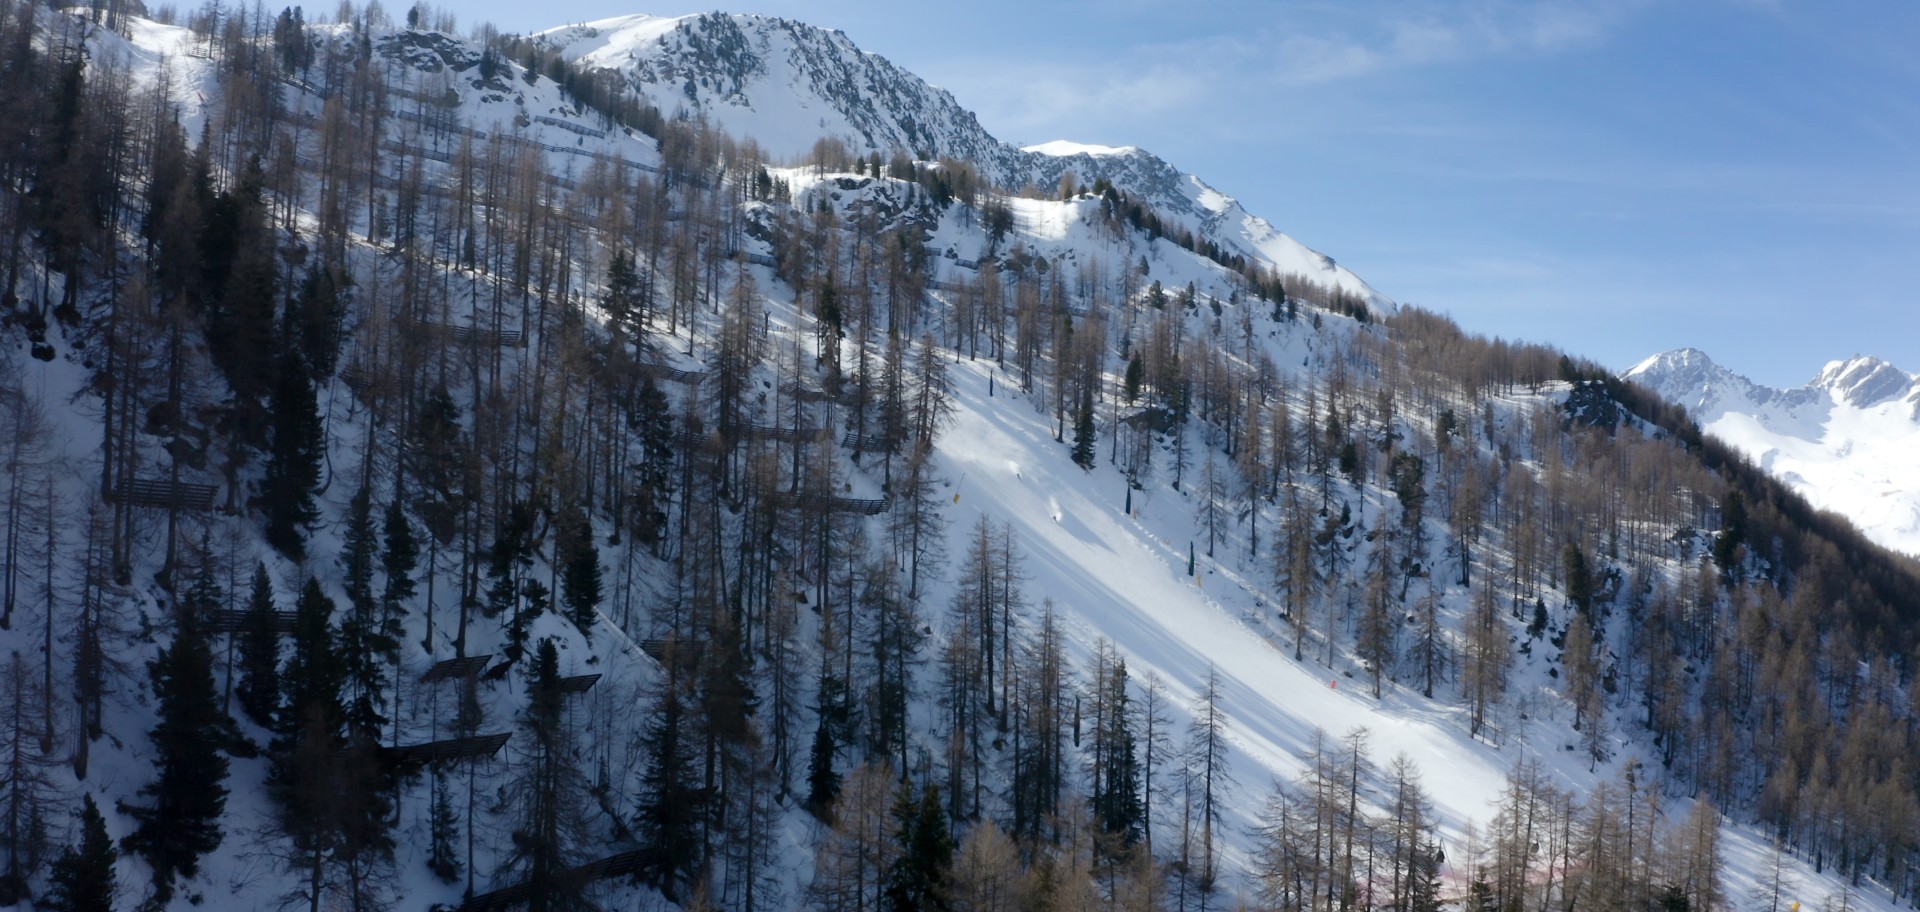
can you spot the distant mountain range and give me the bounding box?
[1628,348,1920,555]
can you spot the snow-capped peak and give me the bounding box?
[1630,347,1920,556]
[1023,139,1139,158]
[1814,355,1919,409]
[1625,347,1768,416]
[534,11,1390,311]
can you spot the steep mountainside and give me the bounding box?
[533,12,1386,308]
[1629,348,1920,555]
[0,4,1913,912]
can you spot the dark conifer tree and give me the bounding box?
[426,769,462,883]
[883,783,954,912]
[262,355,324,557]
[604,247,645,352]
[861,563,921,771]
[270,578,392,909]
[486,501,536,663]
[275,578,343,751]
[504,638,589,911]
[806,710,841,818]
[1071,386,1097,470]
[339,482,392,738]
[125,582,231,904]
[1092,658,1143,849]
[556,502,601,639]
[236,563,281,729]
[622,377,676,549]
[1564,541,1594,618]
[634,688,703,901]
[382,501,417,619]
[290,265,346,381]
[202,156,279,404]
[40,794,115,912]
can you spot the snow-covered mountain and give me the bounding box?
[534,12,1386,308]
[3,6,1914,910]
[1628,348,1920,555]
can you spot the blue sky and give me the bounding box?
[454,0,1919,387]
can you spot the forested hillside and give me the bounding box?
[0,3,1915,911]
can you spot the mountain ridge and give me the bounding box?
[1628,347,1920,555]
[532,11,1390,310]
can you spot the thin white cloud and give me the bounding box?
[1267,1,1637,85]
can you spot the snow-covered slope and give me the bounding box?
[534,12,1387,310]
[1,8,1904,911]
[1628,348,1920,555]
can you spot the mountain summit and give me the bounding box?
[1629,348,1920,554]
[535,12,1387,308]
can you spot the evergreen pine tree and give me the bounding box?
[290,265,346,381]
[806,715,841,817]
[604,248,645,351]
[426,768,462,883]
[883,783,954,912]
[41,794,115,912]
[236,563,281,729]
[381,500,418,631]
[125,585,231,904]
[262,355,324,556]
[338,482,392,738]
[1092,658,1143,848]
[269,578,393,909]
[634,688,703,901]
[504,638,589,911]
[556,503,601,639]
[1071,386,1096,470]
[275,578,343,752]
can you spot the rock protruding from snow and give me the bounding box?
[1815,355,1920,410]
[534,12,1389,312]
[1628,348,1920,555]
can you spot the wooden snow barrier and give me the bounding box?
[780,383,837,403]
[556,673,601,695]
[532,114,606,140]
[772,491,890,515]
[840,430,893,452]
[444,323,524,348]
[635,361,705,384]
[381,732,511,770]
[202,609,300,635]
[454,848,648,911]
[674,424,826,448]
[746,423,830,443]
[108,478,218,511]
[419,654,493,683]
